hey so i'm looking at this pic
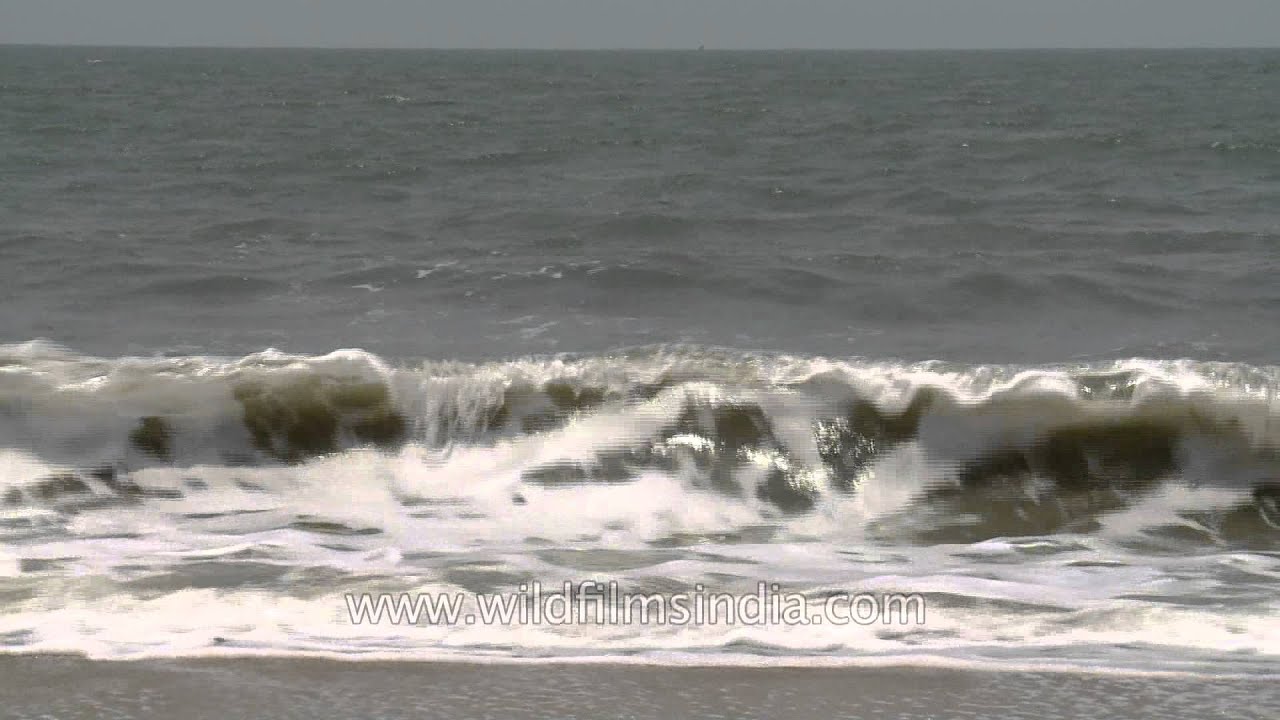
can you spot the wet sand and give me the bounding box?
[2,655,1277,720]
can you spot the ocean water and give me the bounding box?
[1,46,1279,677]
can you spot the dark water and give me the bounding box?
[3,47,1279,361]
[1,47,1279,674]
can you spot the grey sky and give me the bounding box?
[2,0,1278,49]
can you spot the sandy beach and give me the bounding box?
[3,655,1277,720]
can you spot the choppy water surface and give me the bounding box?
[1,47,1278,675]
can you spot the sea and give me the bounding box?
[1,46,1278,686]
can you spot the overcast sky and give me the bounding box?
[2,0,1279,49]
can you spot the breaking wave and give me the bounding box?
[3,340,1280,668]
[3,340,1278,545]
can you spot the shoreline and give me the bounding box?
[3,649,1275,680]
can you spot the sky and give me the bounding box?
[2,0,1279,49]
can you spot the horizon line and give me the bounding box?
[3,42,1279,53]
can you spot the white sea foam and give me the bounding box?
[0,344,1278,670]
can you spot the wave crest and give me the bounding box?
[2,341,1278,544]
